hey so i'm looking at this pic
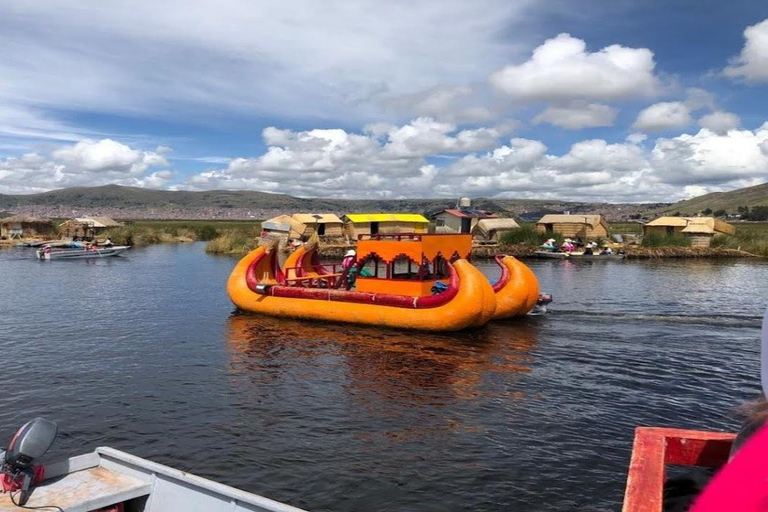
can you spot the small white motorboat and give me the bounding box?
[0,418,307,512]
[568,251,625,260]
[36,245,130,260]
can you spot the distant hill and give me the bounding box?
[658,182,768,215]
[0,184,664,220]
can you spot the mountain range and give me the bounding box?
[0,182,766,220]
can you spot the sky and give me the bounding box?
[2,0,768,202]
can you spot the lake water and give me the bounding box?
[0,243,766,511]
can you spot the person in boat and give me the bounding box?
[541,238,557,251]
[342,249,356,270]
[584,242,594,255]
[561,239,575,252]
[104,237,114,247]
[600,246,613,255]
[290,239,303,252]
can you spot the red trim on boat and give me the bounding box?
[492,254,510,293]
[266,264,459,309]
[245,248,460,309]
[245,250,267,291]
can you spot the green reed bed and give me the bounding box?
[640,232,692,248]
[103,220,262,247]
[205,229,261,255]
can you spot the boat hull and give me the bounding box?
[228,246,496,331]
[491,255,541,319]
[533,251,570,259]
[36,246,130,260]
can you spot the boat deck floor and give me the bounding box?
[0,466,151,512]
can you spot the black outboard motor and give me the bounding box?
[0,418,57,505]
[529,293,554,315]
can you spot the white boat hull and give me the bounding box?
[0,447,307,512]
[36,246,130,260]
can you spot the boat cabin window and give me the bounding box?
[370,222,379,234]
[359,255,388,278]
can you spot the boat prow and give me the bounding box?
[491,255,542,319]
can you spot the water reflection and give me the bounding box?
[228,314,539,394]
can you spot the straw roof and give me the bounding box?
[344,213,429,223]
[291,213,343,225]
[263,214,306,234]
[645,216,735,235]
[537,214,605,227]
[474,218,520,235]
[0,214,52,224]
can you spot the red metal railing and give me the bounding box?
[622,427,736,512]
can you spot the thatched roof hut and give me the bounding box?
[535,214,610,239]
[59,217,123,240]
[343,213,429,238]
[0,215,54,239]
[291,213,344,237]
[472,218,521,241]
[643,216,735,247]
[262,214,306,239]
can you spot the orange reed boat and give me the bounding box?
[227,233,546,331]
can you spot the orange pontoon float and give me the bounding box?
[227,233,547,330]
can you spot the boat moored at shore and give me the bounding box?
[36,245,130,260]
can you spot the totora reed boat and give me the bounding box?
[227,233,549,331]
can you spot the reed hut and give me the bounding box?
[343,213,430,238]
[433,208,498,234]
[291,213,344,238]
[0,215,55,239]
[535,214,610,239]
[59,217,123,240]
[261,214,306,239]
[472,218,521,242]
[643,217,735,247]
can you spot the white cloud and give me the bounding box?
[0,139,170,194]
[180,119,768,202]
[724,18,768,82]
[533,101,618,129]
[632,102,692,132]
[383,118,500,158]
[0,1,535,124]
[185,118,504,197]
[489,33,661,101]
[698,111,741,134]
[651,126,768,185]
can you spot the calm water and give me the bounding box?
[0,243,766,511]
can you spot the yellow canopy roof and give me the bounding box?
[344,213,429,223]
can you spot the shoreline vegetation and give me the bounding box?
[201,221,768,259]
[4,219,767,259]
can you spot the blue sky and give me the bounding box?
[1,0,768,202]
